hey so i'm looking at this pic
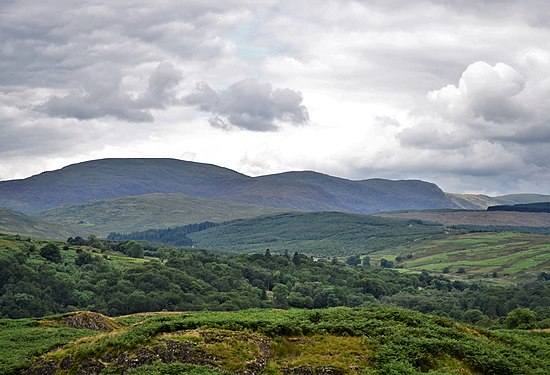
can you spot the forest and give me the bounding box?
[0,234,548,330]
[487,202,550,213]
[107,221,217,246]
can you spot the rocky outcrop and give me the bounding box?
[58,311,120,331]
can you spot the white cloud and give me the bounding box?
[389,60,549,192]
[0,0,548,195]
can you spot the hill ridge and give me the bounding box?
[0,158,456,214]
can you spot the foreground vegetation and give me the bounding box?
[2,307,549,374]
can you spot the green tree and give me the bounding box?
[504,308,537,329]
[39,243,62,263]
[463,309,488,324]
[272,283,289,309]
[87,234,104,249]
[123,241,144,258]
[75,251,93,266]
[346,255,361,266]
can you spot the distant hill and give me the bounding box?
[37,193,284,237]
[188,211,450,257]
[251,172,454,213]
[0,158,250,213]
[488,202,550,213]
[447,193,550,209]
[0,158,458,214]
[378,210,550,227]
[373,231,550,283]
[0,207,79,239]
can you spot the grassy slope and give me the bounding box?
[377,210,550,227]
[374,232,550,283]
[0,317,98,375]
[0,208,82,239]
[188,211,451,257]
[3,308,549,375]
[447,193,550,210]
[37,193,284,237]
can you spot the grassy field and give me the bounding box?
[374,232,550,283]
[2,308,549,374]
[0,317,98,374]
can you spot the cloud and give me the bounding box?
[0,1,548,194]
[425,61,526,124]
[138,62,182,109]
[36,62,182,122]
[389,60,550,191]
[402,61,548,148]
[185,78,309,131]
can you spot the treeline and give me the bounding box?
[488,202,550,213]
[0,235,548,329]
[450,224,550,235]
[107,221,217,246]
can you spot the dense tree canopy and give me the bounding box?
[0,235,548,329]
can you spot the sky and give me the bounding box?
[0,0,549,195]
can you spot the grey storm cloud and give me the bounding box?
[36,62,182,122]
[185,78,309,131]
[138,62,182,108]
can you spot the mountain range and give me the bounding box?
[0,158,456,214]
[0,158,548,238]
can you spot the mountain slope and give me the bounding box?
[0,207,80,239]
[37,193,284,236]
[0,158,459,214]
[0,158,251,213]
[447,193,550,209]
[253,172,453,212]
[378,210,550,227]
[188,211,450,256]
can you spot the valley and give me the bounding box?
[0,158,548,374]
